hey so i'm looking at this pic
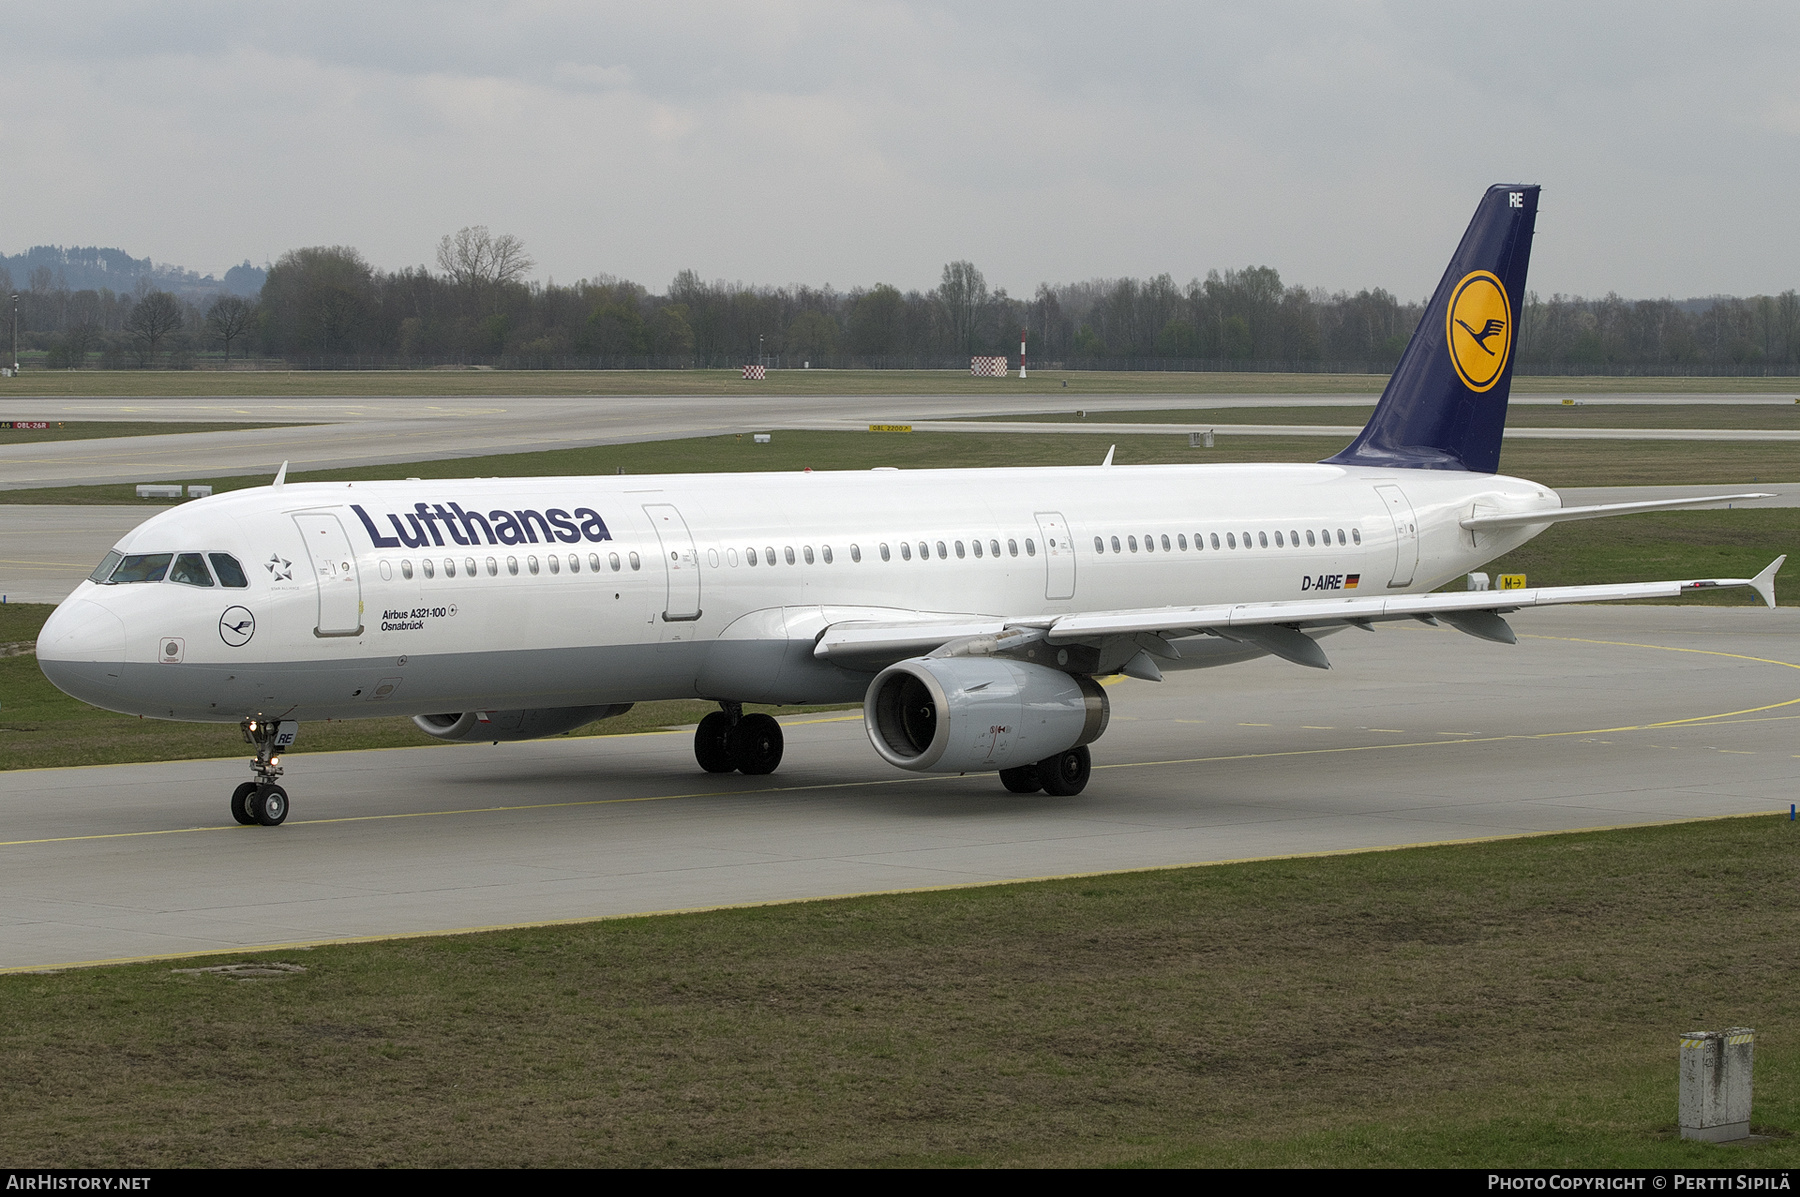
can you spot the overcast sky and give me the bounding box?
[4,2,1797,299]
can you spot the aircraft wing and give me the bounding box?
[813,557,1785,672]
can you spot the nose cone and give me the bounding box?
[37,597,127,701]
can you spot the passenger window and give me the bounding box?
[766,545,777,565]
[1025,539,1036,556]
[1161,534,1171,551]
[170,553,214,587]
[821,545,833,564]
[1306,529,1316,546]
[972,539,982,558]
[508,556,520,575]
[466,557,478,576]
[1255,531,1265,548]
[917,541,927,560]
[784,546,796,565]
[422,559,435,579]
[747,547,758,566]
[935,541,946,559]
[1274,531,1284,547]
[109,553,173,583]
[1094,536,1105,553]
[629,552,641,570]
[1178,534,1188,550]
[566,554,578,573]
[379,560,392,581]
[1128,536,1138,552]
[727,548,739,566]
[706,548,718,568]
[548,554,560,575]
[1110,536,1121,553]
[1337,529,1347,545]
[954,540,965,558]
[401,560,414,580]
[1143,534,1154,553]
[525,557,537,576]
[444,559,457,577]
[1352,528,1362,545]
[880,543,891,561]
[1226,533,1236,549]
[990,539,1001,557]
[1289,529,1300,546]
[1210,533,1220,550]
[850,544,862,562]
[802,545,814,564]
[590,553,602,571]
[1008,539,1018,557]
[610,553,622,571]
[209,553,249,587]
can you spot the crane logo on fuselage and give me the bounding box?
[219,606,256,647]
[350,502,612,550]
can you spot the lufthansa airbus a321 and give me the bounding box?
[36,185,1785,826]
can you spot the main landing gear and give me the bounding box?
[998,745,1092,797]
[232,717,292,827]
[694,701,785,776]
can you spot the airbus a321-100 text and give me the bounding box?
[37,185,1785,826]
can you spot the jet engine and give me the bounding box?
[864,657,1108,773]
[413,704,633,743]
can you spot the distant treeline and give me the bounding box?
[5,229,1799,373]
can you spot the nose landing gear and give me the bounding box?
[234,718,295,827]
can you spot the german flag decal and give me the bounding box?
[1345,574,1360,589]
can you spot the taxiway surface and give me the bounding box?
[3,605,1795,972]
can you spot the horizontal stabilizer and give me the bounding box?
[1461,493,1775,531]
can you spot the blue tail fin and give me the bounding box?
[1325,184,1540,474]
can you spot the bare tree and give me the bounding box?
[124,291,184,366]
[936,260,988,352]
[436,226,534,312]
[206,295,256,363]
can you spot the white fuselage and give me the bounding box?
[37,462,1559,723]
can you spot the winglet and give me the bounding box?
[1101,444,1115,467]
[1751,555,1786,609]
[272,460,288,488]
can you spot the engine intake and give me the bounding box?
[864,657,1108,773]
[413,704,633,743]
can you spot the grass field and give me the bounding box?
[2,814,1796,1167]
[2,367,1799,399]
[6,428,1800,509]
[0,421,284,443]
[971,402,1800,430]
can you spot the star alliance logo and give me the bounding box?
[266,553,293,581]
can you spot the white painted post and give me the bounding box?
[1468,572,1490,591]
[1680,1029,1754,1142]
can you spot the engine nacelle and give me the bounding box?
[864,656,1108,773]
[413,704,633,743]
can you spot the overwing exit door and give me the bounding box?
[643,503,702,621]
[292,511,364,636]
[1034,511,1076,600]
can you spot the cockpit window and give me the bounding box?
[90,551,123,583]
[209,553,249,588]
[108,553,173,584]
[170,553,215,587]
